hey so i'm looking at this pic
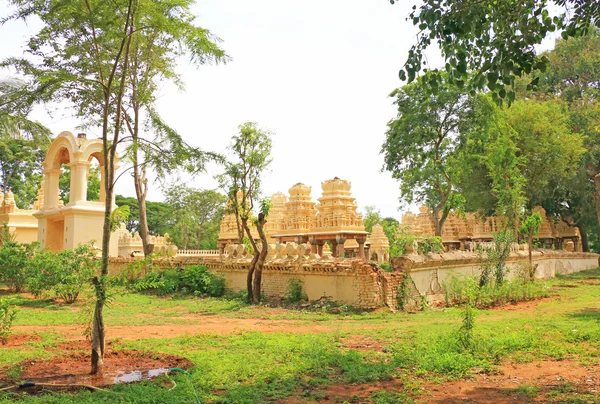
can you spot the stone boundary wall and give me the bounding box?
[108,256,381,308]
[109,250,599,310]
[391,250,600,305]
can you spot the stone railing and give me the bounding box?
[177,249,220,257]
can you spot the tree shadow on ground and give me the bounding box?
[556,267,600,281]
[567,308,600,323]
[8,295,63,310]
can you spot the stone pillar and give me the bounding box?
[331,240,337,258]
[68,161,90,204]
[44,168,62,209]
[336,236,346,259]
[310,239,318,254]
[317,240,324,256]
[574,238,579,252]
[357,237,366,261]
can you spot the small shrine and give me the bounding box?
[0,190,39,243]
[369,224,389,263]
[217,177,374,260]
[33,131,119,256]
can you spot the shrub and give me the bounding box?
[0,298,16,344]
[285,278,307,303]
[444,274,549,309]
[0,239,38,293]
[52,244,97,303]
[126,265,225,297]
[27,248,60,298]
[181,265,225,297]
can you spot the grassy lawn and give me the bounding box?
[1,268,600,403]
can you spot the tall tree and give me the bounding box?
[391,0,599,102]
[0,78,51,207]
[164,185,226,250]
[115,195,174,235]
[219,122,273,304]
[382,73,469,236]
[119,0,227,256]
[5,0,138,374]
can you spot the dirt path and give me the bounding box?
[12,317,375,341]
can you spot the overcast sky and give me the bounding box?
[0,1,469,218]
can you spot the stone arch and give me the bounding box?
[35,131,119,256]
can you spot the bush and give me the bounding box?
[27,248,60,298]
[285,278,307,303]
[181,265,225,297]
[126,265,225,297]
[52,244,97,303]
[0,298,16,344]
[27,243,96,303]
[0,239,38,293]
[444,274,549,309]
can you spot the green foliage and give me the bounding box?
[418,236,444,254]
[457,305,476,351]
[59,165,101,205]
[26,248,58,298]
[180,265,225,297]
[0,297,16,344]
[396,274,411,311]
[26,243,97,303]
[52,244,97,304]
[520,213,543,237]
[124,264,225,297]
[478,229,515,287]
[382,73,470,235]
[163,185,226,250]
[444,275,549,309]
[110,204,131,232]
[362,206,383,233]
[392,0,597,102]
[115,195,174,235]
[388,225,416,258]
[0,236,37,293]
[284,278,307,303]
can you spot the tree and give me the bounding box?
[219,122,273,304]
[527,33,600,226]
[0,78,51,207]
[163,185,226,250]
[361,206,383,233]
[115,195,174,235]
[505,99,586,209]
[391,0,600,102]
[5,0,138,374]
[119,1,227,256]
[382,73,469,236]
[520,212,542,278]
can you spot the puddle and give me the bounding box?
[113,368,169,383]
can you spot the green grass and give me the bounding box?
[1,268,600,403]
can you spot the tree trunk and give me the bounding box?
[90,0,134,375]
[252,213,269,304]
[134,168,152,256]
[432,206,449,237]
[528,229,534,280]
[91,159,113,375]
[577,224,589,253]
[241,216,259,303]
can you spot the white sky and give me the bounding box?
[0,1,557,219]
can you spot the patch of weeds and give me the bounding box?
[366,390,416,404]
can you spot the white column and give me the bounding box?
[68,161,90,204]
[44,168,62,209]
